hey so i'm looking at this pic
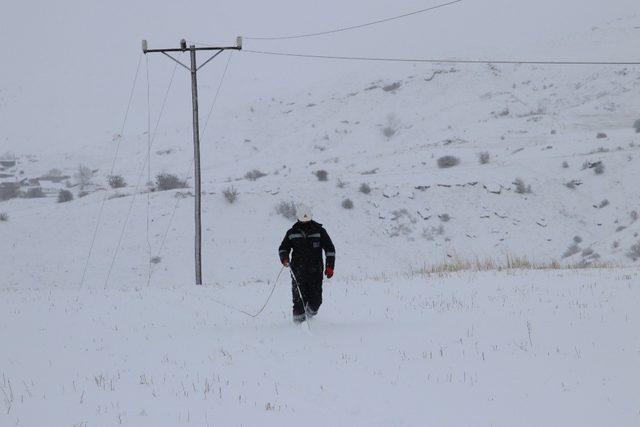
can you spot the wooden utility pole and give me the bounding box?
[142,37,242,285]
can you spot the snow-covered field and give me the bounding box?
[2,1,640,425]
[1,269,639,426]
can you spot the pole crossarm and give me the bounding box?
[161,52,190,71]
[143,38,242,74]
[142,37,242,57]
[144,46,241,53]
[139,37,241,285]
[197,50,224,71]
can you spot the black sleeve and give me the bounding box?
[278,230,291,262]
[321,228,336,268]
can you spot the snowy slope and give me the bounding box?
[1,4,640,426]
[2,18,640,287]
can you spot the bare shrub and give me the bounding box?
[75,164,93,189]
[57,189,74,203]
[24,187,45,198]
[562,243,580,258]
[438,213,451,222]
[382,81,402,92]
[514,178,532,194]
[275,201,297,220]
[634,119,640,133]
[628,241,640,261]
[0,212,8,222]
[596,132,607,139]
[631,210,638,222]
[437,155,460,169]
[382,126,396,138]
[562,161,569,168]
[598,199,609,208]
[108,175,127,189]
[341,198,354,209]
[616,225,626,232]
[223,186,239,204]
[359,183,371,194]
[0,183,19,201]
[382,114,400,139]
[594,162,605,175]
[361,168,378,175]
[478,151,490,165]
[245,169,267,181]
[494,108,509,117]
[573,236,583,244]
[314,170,328,181]
[156,173,188,191]
[422,225,445,240]
[565,180,580,189]
[47,168,63,178]
[581,248,594,257]
[389,209,417,237]
[336,179,347,189]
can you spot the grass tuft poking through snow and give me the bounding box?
[407,254,615,276]
[223,186,239,204]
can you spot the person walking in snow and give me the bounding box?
[278,205,335,323]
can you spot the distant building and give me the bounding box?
[39,173,70,184]
[21,178,42,192]
[0,159,16,168]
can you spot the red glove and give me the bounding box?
[281,258,290,267]
[325,267,334,278]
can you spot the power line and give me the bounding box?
[79,52,143,289]
[145,54,153,287]
[104,59,180,289]
[242,49,640,66]
[203,51,234,134]
[245,0,463,41]
[179,265,285,319]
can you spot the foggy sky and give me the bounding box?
[1,0,638,155]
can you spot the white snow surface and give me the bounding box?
[1,269,639,426]
[1,1,640,425]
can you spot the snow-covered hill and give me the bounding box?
[1,4,640,426]
[1,19,639,287]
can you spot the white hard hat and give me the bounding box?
[296,203,312,222]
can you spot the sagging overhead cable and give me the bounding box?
[244,0,463,41]
[79,52,143,289]
[242,49,640,66]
